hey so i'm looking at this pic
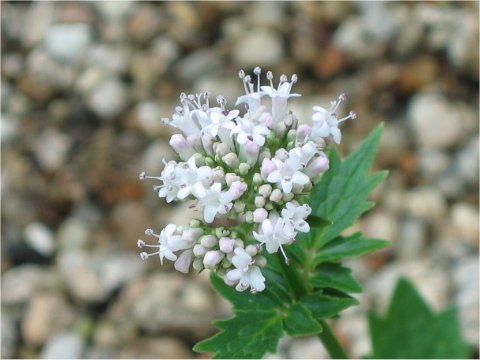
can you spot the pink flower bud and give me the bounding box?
[254,196,266,208]
[261,158,276,180]
[226,173,241,186]
[187,133,201,149]
[259,112,274,128]
[305,152,329,178]
[174,249,194,273]
[219,237,235,253]
[275,148,289,161]
[169,134,194,160]
[215,142,230,157]
[203,250,224,269]
[182,228,203,243]
[200,235,218,248]
[239,140,260,166]
[269,189,283,203]
[213,169,225,182]
[222,153,239,168]
[193,244,207,257]
[201,132,215,156]
[297,124,312,143]
[258,184,272,197]
[229,181,247,200]
[253,208,268,223]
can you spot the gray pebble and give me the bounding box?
[45,24,93,64]
[24,222,55,256]
[233,28,284,68]
[40,331,85,359]
[86,77,129,119]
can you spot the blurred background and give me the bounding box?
[1,1,478,359]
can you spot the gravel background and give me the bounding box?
[1,2,479,359]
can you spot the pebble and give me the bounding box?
[174,49,222,83]
[337,311,371,358]
[32,128,71,172]
[57,217,92,250]
[288,336,329,359]
[134,101,167,138]
[404,187,447,223]
[95,2,135,21]
[1,312,18,359]
[360,210,398,243]
[111,201,153,249]
[455,136,479,186]
[194,76,243,106]
[57,250,109,303]
[0,114,20,145]
[22,293,76,347]
[452,257,479,346]
[97,252,146,294]
[44,24,93,64]
[233,28,284,68]
[450,203,479,248]
[1,265,50,305]
[40,331,85,359]
[416,149,450,180]
[86,44,131,74]
[20,2,55,47]
[132,272,216,338]
[119,337,192,359]
[408,94,464,149]
[23,222,55,257]
[395,217,427,259]
[86,77,129,120]
[141,140,175,177]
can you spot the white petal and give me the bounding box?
[248,266,266,292]
[331,126,342,144]
[281,179,293,193]
[174,249,194,273]
[267,170,282,183]
[292,172,310,185]
[227,268,243,281]
[203,205,217,223]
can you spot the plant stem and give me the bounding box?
[318,320,349,359]
[276,252,349,359]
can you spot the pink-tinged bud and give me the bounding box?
[245,244,259,257]
[258,184,272,197]
[259,112,274,128]
[169,134,194,160]
[215,142,231,157]
[187,133,201,149]
[222,153,239,168]
[201,132,215,156]
[213,168,225,182]
[219,237,235,253]
[229,181,247,200]
[225,173,241,187]
[305,152,329,178]
[297,124,312,143]
[255,255,267,267]
[275,148,289,161]
[174,249,194,273]
[193,244,207,257]
[269,189,283,203]
[254,196,266,208]
[261,158,276,180]
[182,228,203,243]
[200,235,218,248]
[253,208,268,223]
[203,250,224,269]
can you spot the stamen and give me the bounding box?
[278,243,289,264]
[239,69,245,79]
[137,239,146,248]
[145,228,154,236]
[139,172,146,180]
[254,66,261,92]
[267,70,273,87]
[140,252,149,260]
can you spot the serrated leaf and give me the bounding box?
[368,277,471,359]
[194,310,284,359]
[308,124,388,248]
[311,262,362,293]
[301,291,359,319]
[307,215,332,228]
[283,302,322,336]
[314,232,389,265]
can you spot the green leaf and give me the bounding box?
[301,291,359,319]
[283,302,322,336]
[368,277,471,359]
[314,232,389,265]
[308,124,388,248]
[194,310,284,359]
[307,215,332,228]
[311,262,362,293]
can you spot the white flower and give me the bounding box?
[289,141,319,167]
[230,116,270,147]
[281,202,312,233]
[138,224,191,265]
[154,160,180,203]
[261,72,301,122]
[197,182,236,223]
[235,67,266,114]
[266,155,310,193]
[226,247,265,292]
[311,93,356,144]
[253,215,296,258]
[199,106,239,137]
[175,156,213,199]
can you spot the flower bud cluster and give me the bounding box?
[138,67,355,292]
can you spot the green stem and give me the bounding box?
[318,320,349,359]
[275,253,349,359]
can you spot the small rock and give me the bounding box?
[119,337,192,359]
[111,201,153,249]
[360,210,398,243]
[0,114,20,145]
[44,24,92,64]
[450,203,479,248]
[405,187,447,223]
[22,293,75,347]
[20,2,55,47]
[141,140,175,177]
[452,257,479,346]
[57,217,92,250]
[1,312,18,359]
[288,336,329,359]
[417,149,450,180]
[40,331,85,359]
[57,250,109,303]
[249,2,286,28]
[24,222,55,257]
[174,49,222,83]
[97,252,146,293]
[135,101,167,138]
[86,77,129,120]
[132,272,216,338]
[151,35,180,71]
[86,44,131,74]
[408,94,465,149]
[233,28,284,68]
[455,136,479,187]
[127,4,163,44]
[194,76,243,106]
[95,1,135,21]
[32,128,71,172]
[396,217,427,259]
[1,265,50,305]
[337,311,371,358]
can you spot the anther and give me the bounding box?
[139,172,146,180]
[253,66,261,75]
[137,239,146,248]
[145,228,154,236]
[239,69,245,79]
[140,252,149,260]
[349,110,357,119]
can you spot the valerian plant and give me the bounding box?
[137,68,470,359]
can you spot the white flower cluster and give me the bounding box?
[138,67,356,293]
